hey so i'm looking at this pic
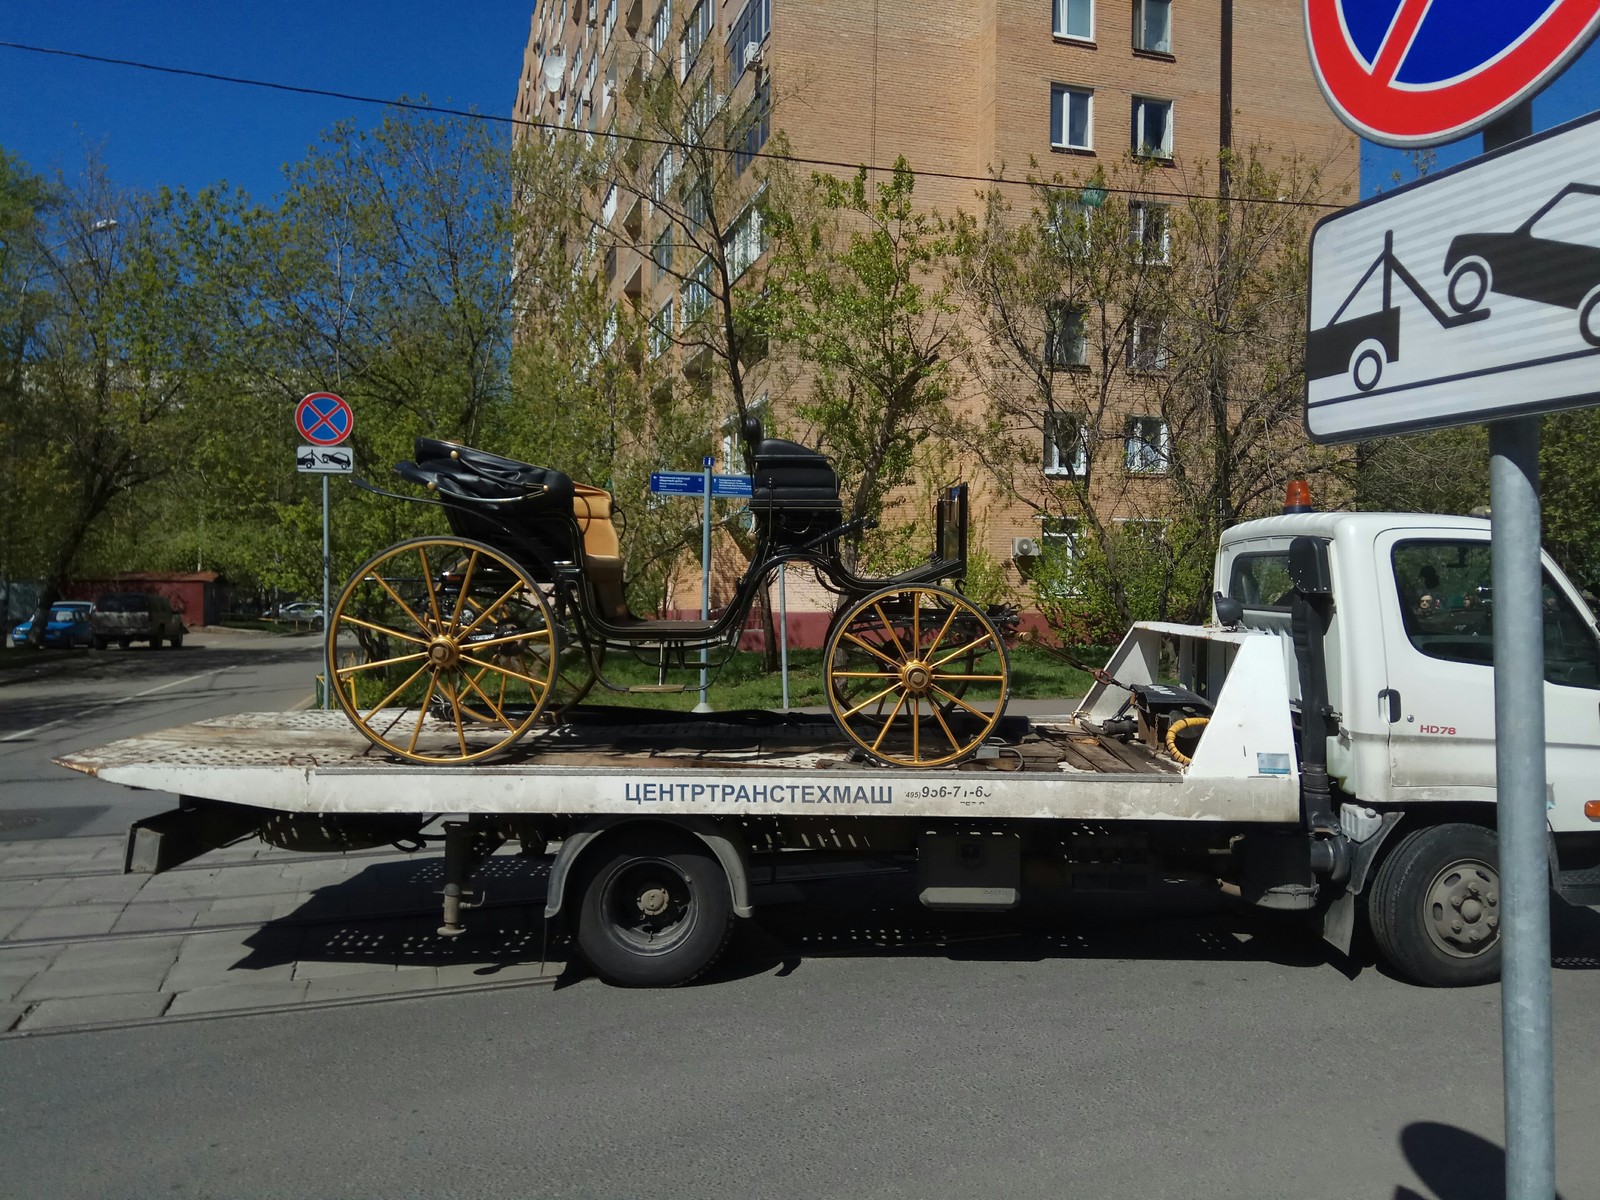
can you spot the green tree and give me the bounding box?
[765,159,964,533]
[957,147,1341,636]
[10,158,208,640]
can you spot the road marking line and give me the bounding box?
[0,667,235,744]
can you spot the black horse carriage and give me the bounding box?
[326,418,1013,768]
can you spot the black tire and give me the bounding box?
[170,626,184,649]
[119,639,131,650]
[92,637,106,651]
[148,630,162,650]
[1367,822,1501,987]
[573,829,733,987]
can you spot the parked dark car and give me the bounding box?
[9,601,95,649]
[91,592,186,650]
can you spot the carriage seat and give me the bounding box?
[572,482,630,622]
[739,415,841,510]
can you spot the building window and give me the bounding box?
[1044,413,1089,477]
[684,78,717,140]
[650,298,675,358]
[650,0,673,56]
[1053,0,1093,40]
[728,0,771,82]
[651,150,676,204]
[1044,302,1087,368]
[1129,201,1170,263]
[1135,0,1172,53]
[603,0,617,43]
[652,226,674,283]
[680,0,713,79]
[1132,96,1173,158]
[682,257,714,323]
[684,173,711,230]
[1038,516,1084,597]
[724,201,768,281]
[733,74,771,173]
[1045,196,1096,254]
[1049,85,1093,151]
[1124,416,1170,474]
[1128,319,1167,372]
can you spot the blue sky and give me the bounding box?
[2,4,1598,205]
[0,2,533,202]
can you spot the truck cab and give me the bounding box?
[1216,511,1600,831]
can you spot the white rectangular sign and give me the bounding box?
[1305,110,1600,444]
[296,444,353,474]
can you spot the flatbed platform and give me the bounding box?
[56,708,1298,825]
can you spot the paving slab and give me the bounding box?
[109,901,207,933]
[0,1001,28,1032]
[10,903,126,940]
[16,991,172,1030]
[164,979,310,1015]
[55,935,184,970]
[47,875,149,906]
[434,959,557,987]
[16,963,171,1002]
[302,967,440,1002]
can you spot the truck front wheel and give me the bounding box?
[1368,823,1501,987]
[574,830,733,987]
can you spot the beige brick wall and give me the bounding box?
[516,1,1360,630]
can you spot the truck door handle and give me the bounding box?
[1378,688,1401,724]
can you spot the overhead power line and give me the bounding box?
[0,39,1350,210]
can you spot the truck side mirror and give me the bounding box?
[1213,592,1243,628]
[1288,536,1332,597]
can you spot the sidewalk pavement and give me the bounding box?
[0,833,564,1037]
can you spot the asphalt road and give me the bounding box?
[2,635,1599,1199]
[0,629,324,838]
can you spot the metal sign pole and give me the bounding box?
[694,456,713,713]
[1483,106,1555,1200]
[779,566,790,710]
[322,474,331,710]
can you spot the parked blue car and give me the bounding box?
[9,601,95,649]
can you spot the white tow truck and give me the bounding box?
[57,503,1600,988]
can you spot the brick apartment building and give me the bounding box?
[514,0,1358,639]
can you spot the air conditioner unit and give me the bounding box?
[743,41,763,71]
[1012,536,1042,559]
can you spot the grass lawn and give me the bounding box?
[574,643,1098,711]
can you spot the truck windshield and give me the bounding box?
[1391,540,1600,688]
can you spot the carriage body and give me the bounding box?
[327,425,1012,768]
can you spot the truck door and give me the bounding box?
[1375,531,1600,826]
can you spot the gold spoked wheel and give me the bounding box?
[327,536,559,764]
[824,585,1010,768]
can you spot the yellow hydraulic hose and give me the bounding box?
[1165,716,1210,766]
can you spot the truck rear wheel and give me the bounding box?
[574,830,733,987]
[1368,823,1501,987]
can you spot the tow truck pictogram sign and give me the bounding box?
[1304,109,1600,444]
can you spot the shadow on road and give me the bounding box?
[211,853,1600,988]
[1393,1121,1568,1200]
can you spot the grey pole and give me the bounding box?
[693,458,713,713]
[322,473,331,710]
[1484,104,1555,1200]
[779,566,791,710]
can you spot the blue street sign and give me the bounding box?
[651,471,754,496]
[702,454,716,467]
[651,471,706,495]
